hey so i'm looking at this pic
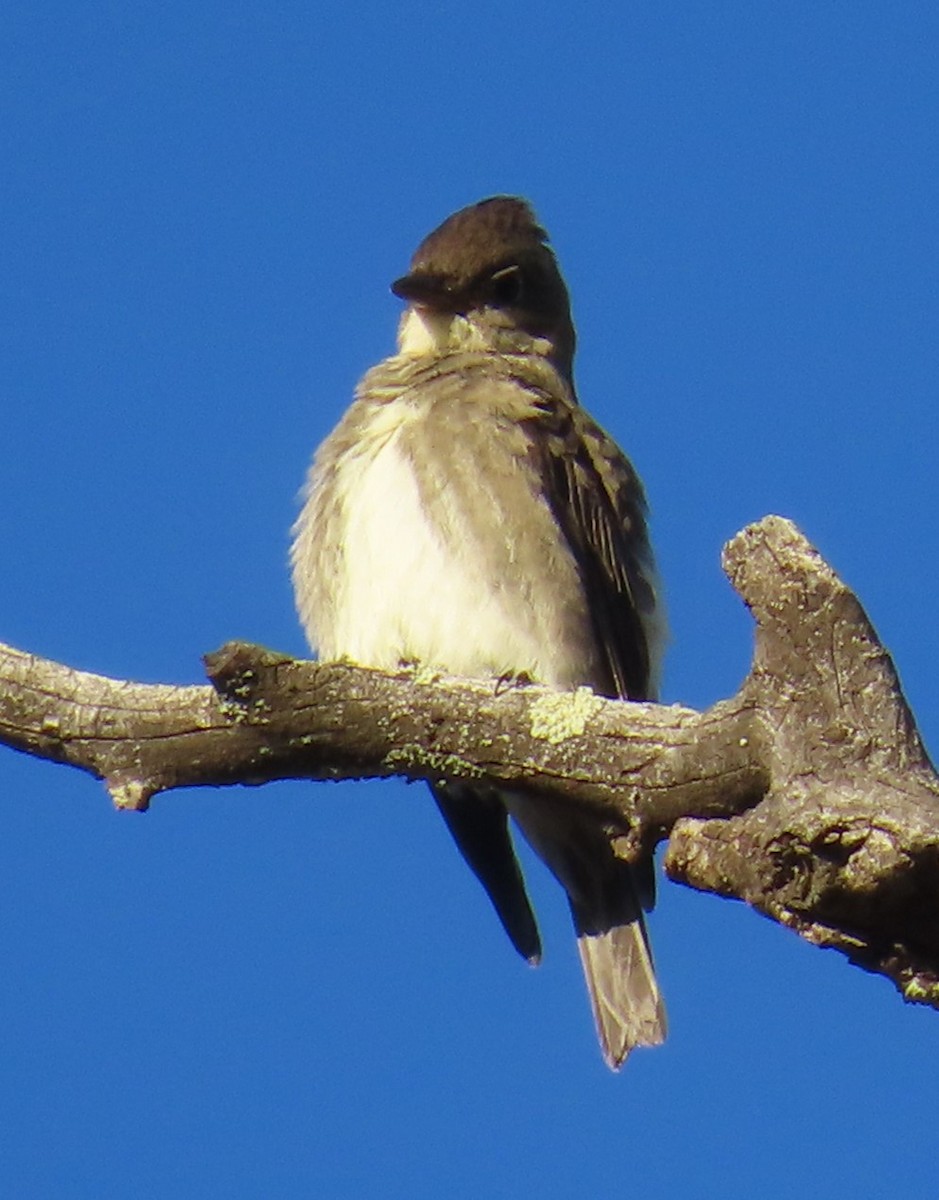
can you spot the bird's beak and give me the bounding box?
[390,271,456,310]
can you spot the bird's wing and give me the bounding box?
[523,395,662,703]
[431,781,541,964]
[520,393,662,919]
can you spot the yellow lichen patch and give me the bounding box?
[529,686,603,746]
[412,665,444,686]
[384,744,485,780]
[902,976,939,1004]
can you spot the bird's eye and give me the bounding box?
[488,264,525,306]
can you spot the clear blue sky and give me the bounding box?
[1,3,937,1196]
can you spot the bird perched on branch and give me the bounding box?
[291,196,666,1067]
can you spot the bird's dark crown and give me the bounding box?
[391,196,576,373]
[409,197,546,280]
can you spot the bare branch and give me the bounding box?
[1,515,937,1009]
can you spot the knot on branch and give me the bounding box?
[203,641,294,718]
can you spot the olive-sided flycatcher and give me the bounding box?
[291,196,666,1068]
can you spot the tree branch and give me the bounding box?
[1,516,937,1008]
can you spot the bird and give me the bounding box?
[290,196,667,1068]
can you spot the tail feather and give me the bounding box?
[577,916,666,1069]
[508,790,666,1067]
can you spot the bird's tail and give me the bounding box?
[435,784,666,1068]
[507,790,666,1068]
[575,909,666,1069]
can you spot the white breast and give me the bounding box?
[318,424,591,687]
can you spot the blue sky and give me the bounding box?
[1,3,938,1196]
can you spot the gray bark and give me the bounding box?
[1,515,936,1008]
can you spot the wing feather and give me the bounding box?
[522,396,662,703]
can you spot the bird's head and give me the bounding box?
[391,196,576,380]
